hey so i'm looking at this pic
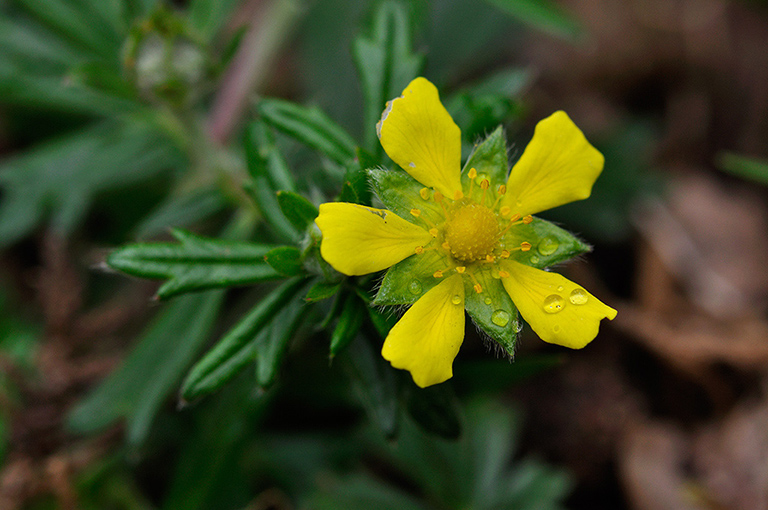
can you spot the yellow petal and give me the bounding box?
[377,77,462,198]
[500,260,616,349]
[316,203,432,276]
[502,111,604,217]
[382,274,465,387]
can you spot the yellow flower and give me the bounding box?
[315,77,617,388]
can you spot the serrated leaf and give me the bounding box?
[352,0,423,152]
[343,334,399,437]
[107,229,282,299]
[258,98,357,166]
[717,151,768,186]
[67,291,225,445]
[461,126,509,187]
[305,280,342,302]
[264,246,303,276]
[276,190,319,232]
[180,277,307,401]
[484,0,584,41]
[0,122,178,247]
[330,292,366,355]
[244,120,299,242]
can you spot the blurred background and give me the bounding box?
[2,0,768,509]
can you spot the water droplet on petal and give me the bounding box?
[543,294,565,314]
[529,255,540,265]
[537,237,559,256]
[409,161,416,168]
[569,287,589,305]
[557,285,564,292]
[408,280,422,295]
[484,297,492,305]
[553,325,561,333]
[451,294,462,305]
[491,310,511,327]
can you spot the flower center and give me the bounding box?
[444,200,500,262]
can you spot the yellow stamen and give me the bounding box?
[441,241,451,250]
[455,266,466,274]
[434,191,444,202]
[468,168,477,195]
[480,179,490,205]
[485,254,495,263]
[520,242,532,251]
[499,270,510,278]
[498,184,506,195]
[410,208,421,218]
[499,206,511,218]
[453,190,464,200]
[500,250,510,259]
[523,215,533,224]
[433,270,444,278]
[415,246,424,255]
[429,228,439,237]
[468,168,477,179]
[474,283,483,293]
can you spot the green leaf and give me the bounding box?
[330,292,366,355]
[180,277,307,401]
[339,148,376,205]
[67,291,225,445]
[716,151,768,186]
[305,280,342,302]
[244,121,299,242]
[0,122,178,246]
[484,0,584,41]
[264,246,303,276]
[309,474,426,510]
[343,334,399,437]
[258,98,357,166]
[254,288,308,387]
[135,188,228,239]
[352,0,423,152]
[0,16,92,72]
[511,217,592,269]
[188,0,241,41]
[276,190,319,232]
[107,229,282,300]
[405,384,461,439]
[461,126,509,187]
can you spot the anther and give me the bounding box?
[468,168,477,179]
[498,185,507,195]
[415,246,424,255]
[455,266,466,274]
[499,270,510,278]
[433,270,444,278]
[419,188,430,200]
[434,192,444,202]
[500,250,510,259]
[522,215,533,224]
[429,228,439,237]
[520,242,532,251]
[480,179,490,190]
[453,190,464,200]
[441,241,451,250]
[499,206,511,218]
[485,254,496,263]
[474,284,483,293]
[468,168,477,195]
[410,208,421,217]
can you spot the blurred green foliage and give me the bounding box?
[0,0,651,508]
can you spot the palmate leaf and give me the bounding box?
[107,229,285,299]
[352,0,423,152]
[0,121,179,247]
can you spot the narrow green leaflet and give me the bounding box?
[483,0,584,41]
[254,288,308,387]
[264,246,303,276]
[188,0,241,41]
[717,151,768,186]
[352,0,423,152]
[180,277,307,401]
[309,474,426,510]
[276,190,319,232]
[107,229,282,300]
[0,121,178,247]
[134,188,228,239]
[330,292,366,355]
[343,334,399,437]
[305,280,342,302]
[339,147,377,205]
[258,98,357,166]
[67,291,225,446]
[244,121,299,242]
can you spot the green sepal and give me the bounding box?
[106,229,282,300]
[305,280,342,302]
[507,217,591,269]
[180,276,307,401]
[367,306,398,339]
[276,191,319,233]
[352,0,423,152]
[258,98,357,166]
[330,292,366,356]
[339,148,377,205]
[264,246,303,276]
[460,126,509,191]
[368,167,442,225]
[463,273,520,357]
[372,249,444,306]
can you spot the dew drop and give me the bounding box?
[529,255,540,265]
[556,285,564,292]
[491,310,511,327]
[484,297,492,305]
[451,294,462,305]
[543,294,565,314]
[408,280,422,295]
[514,320,523,333]
[569,287,589,305]
[537,237,559,256]
[409,161,416,168]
